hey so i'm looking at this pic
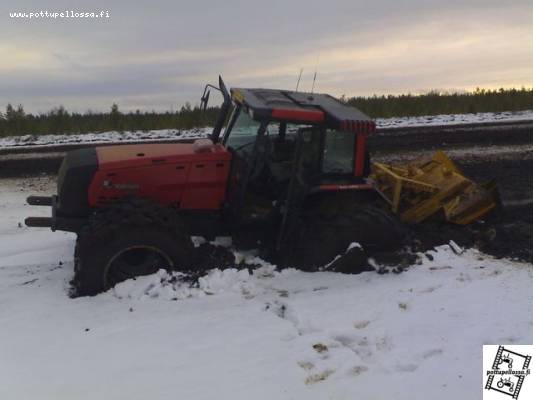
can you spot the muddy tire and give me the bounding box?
[288,196,406,269]
[72,198,194,296]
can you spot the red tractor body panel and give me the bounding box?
[88,142,232,210]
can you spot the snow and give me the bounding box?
[0,127,211,148]
[1,177,533,399]
[375,109,533,129]
[1,109,532,149]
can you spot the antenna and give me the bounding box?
[295,68,303,92]
[311,54,320,93]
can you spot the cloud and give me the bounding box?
[0,0,531,112]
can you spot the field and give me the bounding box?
[1,113,533,399]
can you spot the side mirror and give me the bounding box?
[201,75,232,142]
[199,76,230,110]
[200,89,211,110]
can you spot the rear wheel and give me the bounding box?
[72,198,194,296]
[287,194,406,269]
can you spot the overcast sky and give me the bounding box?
[1,0,532,113]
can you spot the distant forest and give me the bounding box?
[345,87,533,118]
[1,87,532,137]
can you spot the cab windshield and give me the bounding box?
[224,109,261,153]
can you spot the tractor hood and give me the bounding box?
[95,140,231,171]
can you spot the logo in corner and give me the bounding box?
[484,345,532,399]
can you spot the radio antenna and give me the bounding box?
[295,68,303,92]
[311,54,320,93]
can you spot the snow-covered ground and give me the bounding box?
[1,109,532,149]
[375,109,533,129]
[1,177,533,399]
[0,127,211,148]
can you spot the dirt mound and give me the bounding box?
[407,203,533,263]
[194,243,236,271]
[476,204,533,261]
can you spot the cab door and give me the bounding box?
[276,126,323,253]
[222,108,268,228]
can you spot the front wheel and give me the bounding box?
[72,199,194,296]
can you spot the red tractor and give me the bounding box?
[26,77,401,295]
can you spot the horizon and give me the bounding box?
[2,85,533,116]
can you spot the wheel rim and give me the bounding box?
[104,246,174,288]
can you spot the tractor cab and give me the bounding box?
[203,77,378,254]
[222,93,372,186]
[208,78,375,183]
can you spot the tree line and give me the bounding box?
[0,103,220,137]
[346,87,533,118]
[1,87,532,137]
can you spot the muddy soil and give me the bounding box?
[368,121,533,153]
[459,158,533,204]
[406,202,533,263]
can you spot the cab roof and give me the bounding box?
[231,88,375,135]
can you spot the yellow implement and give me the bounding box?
[371,151,500,225]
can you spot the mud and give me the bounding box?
[400,201,533,265]
[459,158,533,203]
[193,243,236,271]
[327,200,533,272]
[368,121,533,153]
[0,154,63,178]
[326,246,374,274]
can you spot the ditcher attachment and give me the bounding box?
[371,151,500,225]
